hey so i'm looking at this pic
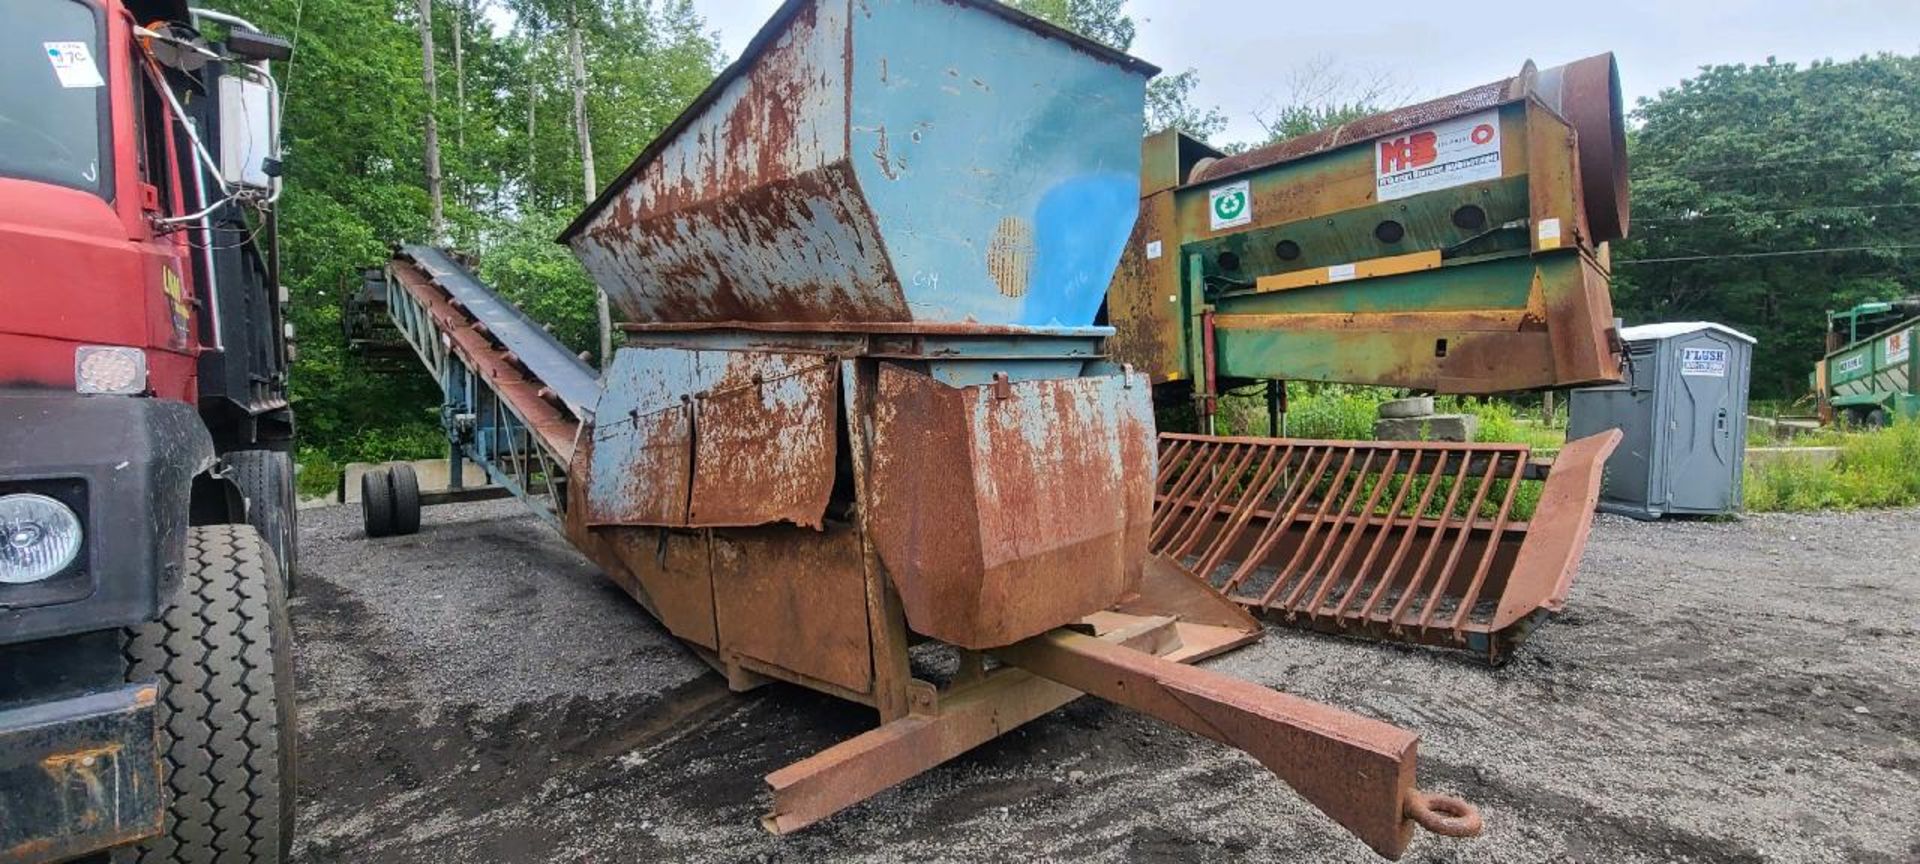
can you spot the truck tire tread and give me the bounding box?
[122,524,295,864]
[361,468,394,537]
[226,449,298,591]
[387,462,422,536]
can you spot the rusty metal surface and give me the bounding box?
[1494,430,1622,627]
[712,526,875,696]
[761,614,1187,836]
[397,245,600,418]
[388,256,584,466]
[0,684,164,864]
[1104,187,1186,382]
[1117,553,1263,637]
[868,362,1155,649]
[1191,53,1628,243]
[563,0,1151,329]
[691,353,839,528]
[598,527,718,650]
[1152,432,1612,663]
[1536,54,1630,241]
[620,320,1115,336]
[995,627,1481,859]
[585,347,838,530]
[1192,77,1514,185]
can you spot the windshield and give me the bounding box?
[0,0,109,195]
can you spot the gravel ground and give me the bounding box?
[289,501,1920,863]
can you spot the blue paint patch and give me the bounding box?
[847,0,1148,327]
[1024,172,1140,326]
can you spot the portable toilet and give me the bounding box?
[1568,322,1755,519]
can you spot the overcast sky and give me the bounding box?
[689,0,1920,145]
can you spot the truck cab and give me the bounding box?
[0,1,297,860]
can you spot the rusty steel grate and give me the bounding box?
[1151,431,1620,663]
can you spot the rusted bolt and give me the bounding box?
[991,372,1012,401]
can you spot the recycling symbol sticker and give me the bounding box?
[1209,180,1252,230]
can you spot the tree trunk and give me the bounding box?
[525,28,537,194]
[454,0,466,156]
[416,0,445,244]
[568,3,597,199]
[568,0,611,367]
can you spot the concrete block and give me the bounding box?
[340,458,471,503]
[1374,414,1479,442]
[1378,396,1436,419]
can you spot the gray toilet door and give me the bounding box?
[1665,332,1739,512]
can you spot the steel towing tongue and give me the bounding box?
[995,628,1482,860]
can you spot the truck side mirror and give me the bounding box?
[228,29,292,62]
[218,67,280,191]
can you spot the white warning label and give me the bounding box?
[1375,110,1502,202]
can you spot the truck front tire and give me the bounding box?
[122,524,295,864]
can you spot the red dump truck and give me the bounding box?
[0,2,296,861]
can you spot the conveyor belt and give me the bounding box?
[397,245,599,421]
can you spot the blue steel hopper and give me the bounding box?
[561,0,1153,328]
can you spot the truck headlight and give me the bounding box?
[75,346,148,395]
[0,494,83,584]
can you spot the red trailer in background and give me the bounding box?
[0,2,297,861]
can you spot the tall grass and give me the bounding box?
[1175,383,1916,515]
[1746,420,1920,511]
[295,421,448,499]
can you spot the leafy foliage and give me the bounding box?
[1614,55,1920,399]
[237,0,718,476]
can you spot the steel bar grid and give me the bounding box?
[1152,433,1535,646]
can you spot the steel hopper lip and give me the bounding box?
[557,0,1161,245]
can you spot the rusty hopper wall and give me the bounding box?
[561,0,1155,328]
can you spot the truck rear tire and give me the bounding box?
[361,467,395,537]
[227,449,297,592]
[1866,408,1890,428]
[122,524,295,864]
[387,462,422,536]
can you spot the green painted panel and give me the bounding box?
[1213,252,1561,317]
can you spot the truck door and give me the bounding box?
[130,46,197,363]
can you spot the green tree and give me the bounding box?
[1007,0,1226,142]
[1614,54,1920,399]
[231,0,719,473]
